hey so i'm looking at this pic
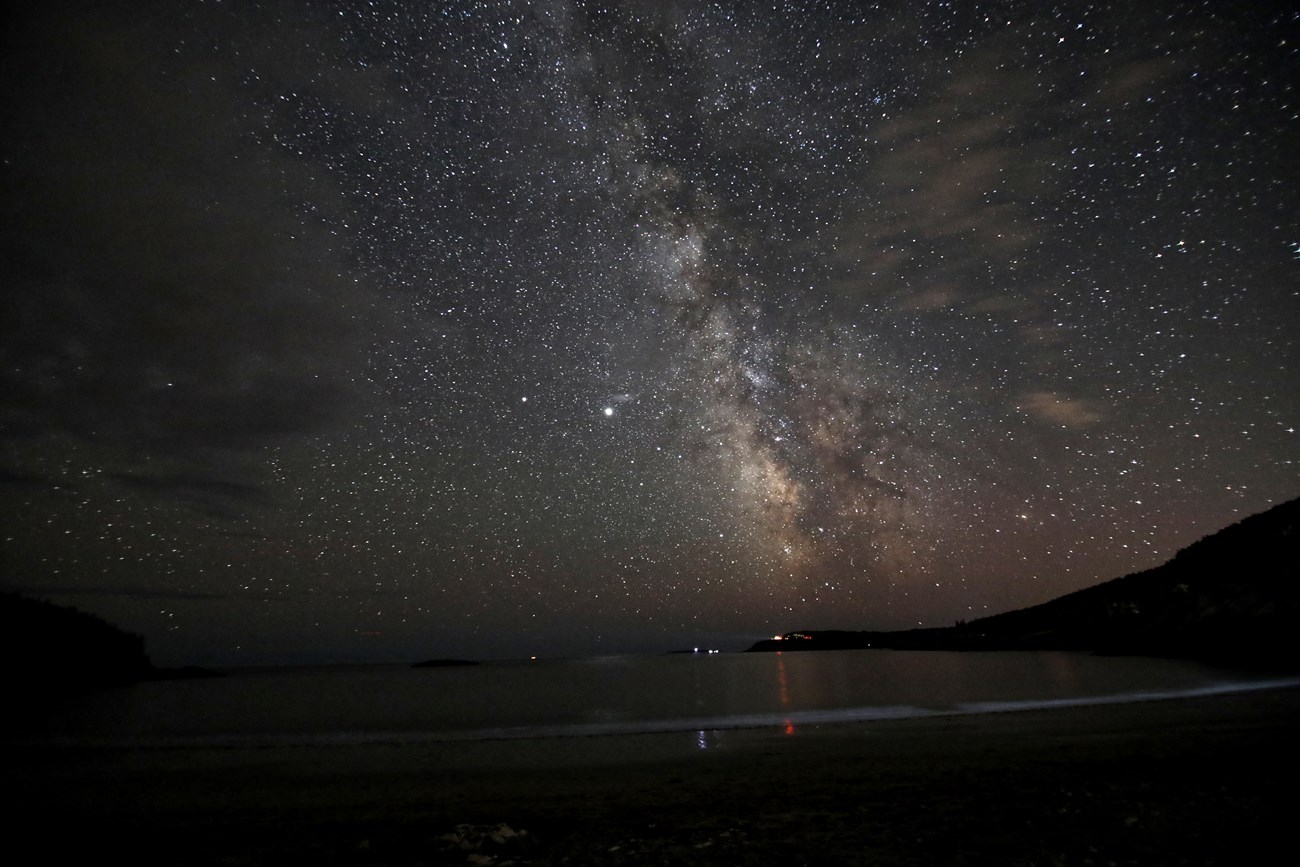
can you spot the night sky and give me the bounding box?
[2,1,1295,666]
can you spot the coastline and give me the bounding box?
[11,672,1299,750]
[9,683,1300,865]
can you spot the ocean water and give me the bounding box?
[15,650,1295,747]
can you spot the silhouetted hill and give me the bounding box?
[750,498,1300,668]
[1,592,153,691]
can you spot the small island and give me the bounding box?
[411,658,480,668]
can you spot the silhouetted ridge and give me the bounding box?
[750,497,1300,668]
[1,592,153,690]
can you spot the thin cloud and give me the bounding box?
[0,4,366,498]
[1019,391,1104,427]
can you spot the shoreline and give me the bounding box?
[9,683,1300,864]
[12,669,1297,752]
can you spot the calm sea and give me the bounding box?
[14,650,1295,747]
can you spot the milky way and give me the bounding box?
[1,1,1295,664]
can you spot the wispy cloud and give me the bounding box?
[1018,390,1104,428]
[0,4,368,501]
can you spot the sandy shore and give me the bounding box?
[9,685,1300,865]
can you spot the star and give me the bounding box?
[1,0,1293,664]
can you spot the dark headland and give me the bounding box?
[0,592,221,694]
[1,592,153,692]
[750,496,1300,668]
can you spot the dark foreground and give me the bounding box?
[9,686,1299,866]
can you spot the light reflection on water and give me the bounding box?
[12,650,1292,747]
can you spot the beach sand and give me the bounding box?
[9,685,1299,865]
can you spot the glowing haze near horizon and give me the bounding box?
[1,1,1295,665]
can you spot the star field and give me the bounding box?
[1,1,1295,664]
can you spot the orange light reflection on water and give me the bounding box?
[776,653,795,734]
